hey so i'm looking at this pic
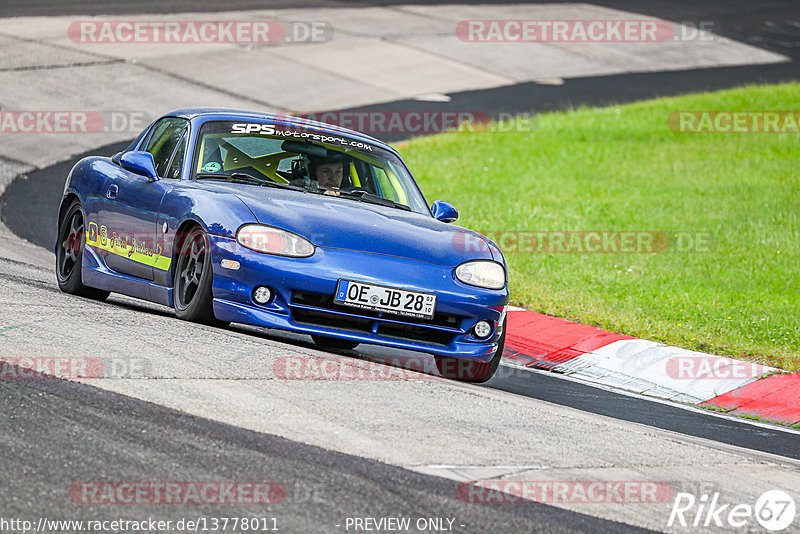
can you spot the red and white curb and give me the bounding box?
[502,308,800,426]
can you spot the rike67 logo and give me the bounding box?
[668,490,796,531]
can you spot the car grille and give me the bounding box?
[290,291,465,346]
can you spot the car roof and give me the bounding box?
[165,107,395,153]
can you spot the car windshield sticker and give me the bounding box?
[202,162,221,172]
[230,123,374,151]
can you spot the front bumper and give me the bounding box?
[209,235,509,360]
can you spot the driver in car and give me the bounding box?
[309,154,345,196]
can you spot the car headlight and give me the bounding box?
[236,224,315,257]
[455,260,505,290]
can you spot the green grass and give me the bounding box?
[398,82,800,370]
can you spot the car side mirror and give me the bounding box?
[431,200,458,223]
[119,151,159,181]
[111,151,122,165]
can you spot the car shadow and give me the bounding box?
[98,294,475,382]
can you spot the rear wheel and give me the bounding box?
[435,317,507,383]
[55,201,110,301]
[312,335,359,351]
[174,227,217,324]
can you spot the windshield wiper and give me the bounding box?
[317,187,412,211]
[349,190,412,211]
[196,172,304,192]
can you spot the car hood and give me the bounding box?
[214,184,495,266]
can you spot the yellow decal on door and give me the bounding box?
[86,221,171,271]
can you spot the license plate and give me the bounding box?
[335,279,436,319]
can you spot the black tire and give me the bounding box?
[55,201,110,301]
[174,226,216,324]
[435,317,507,383]
[312,335,359,351]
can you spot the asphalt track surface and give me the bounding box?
[5,140,800,464]
[2,1,800,532]
[2,367,646,533]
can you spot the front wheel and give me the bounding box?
[55,201,109,301]
[174,227,216,324]
[435,317,507,383]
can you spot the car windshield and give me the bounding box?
[192,120,430,214]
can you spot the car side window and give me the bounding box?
[144,117,188,178]
[165,129,188,180]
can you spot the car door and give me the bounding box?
[99,117,188,281]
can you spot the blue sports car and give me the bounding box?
[56,109,509,382]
